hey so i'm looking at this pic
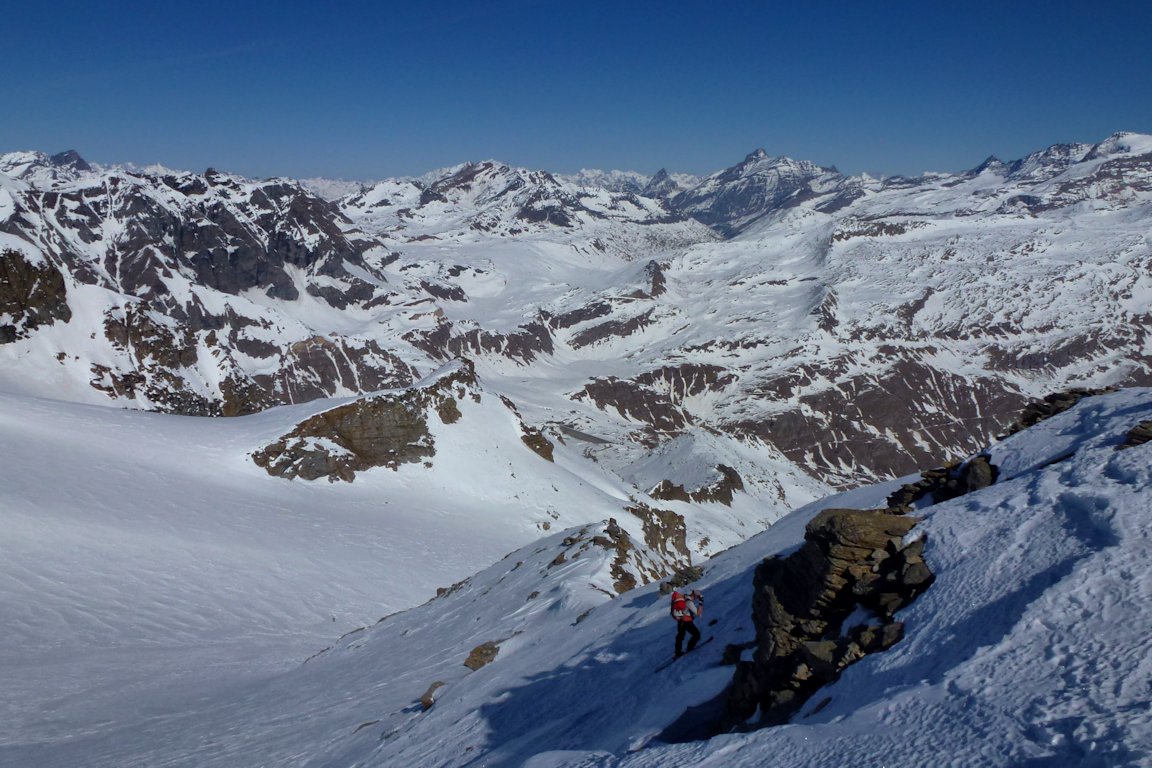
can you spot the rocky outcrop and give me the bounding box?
[91,304,417,416]
[497,395,556,462]
[419,681,446,710]
[579,517,691,595]
[632,364,735,402]
[886,453,999,510]
[724,507,933,728]
[520,428,555,462]
[650,464,745,506]
[252,360,477,481]
[1118,420,1152,450]
[999,387,1117,438]
[643,260,667,298]
[575,377,690,432]
[570,309,657,349]
[659,565,706,594]
[463,640,502,671]
[627,503,691,566]
[404,318,554,364]
[0,249,71,343]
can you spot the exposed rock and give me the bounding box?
[542,301,613,331]
[648,480,691,504]
[731,355,1027,485]
[723,507,933,728]
[0,249,72,343]
[831,217,927,241]
[251,360,477,481]
[644,260,668,297]
[584,517,690,594]
[436,578,470,599]
[886,453,1000,509]
[650,464,745,506]
[632,363,735,402]
[575,377,690,432]
[520,428,555,462]
[669,150,844,237]
[570,309,657,349]
[405,318,554,364]
[497,395,555,461]
[419,681,446,710]
[999,387,1116,438]
[49,150,92,172]
[420,279,467,302]
[463,640,501,671]
[659,565,706,594]
[627,503,691,566]
[1118,420,1152,450]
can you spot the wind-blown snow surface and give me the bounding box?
[0,386,708,766]
[5,390,1149,766]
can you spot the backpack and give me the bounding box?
[671,594,691,620]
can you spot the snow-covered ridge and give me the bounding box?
[8,385,1147,766]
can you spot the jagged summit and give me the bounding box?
[49,149,91,171]
[667,148,847,235]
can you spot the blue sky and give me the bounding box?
[4,1,1151,180]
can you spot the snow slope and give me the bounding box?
[0,386,668,764]
[4,387,1148,766]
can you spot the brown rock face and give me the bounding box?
[463,641,502,670]
[650,464,745,506]
[575,377,690,432]
[724,507,933,727]
[886,454,1000,510]
[0,249,72,343]
[419,681,446,710]
[404,318,554,364]
[731,355,1029,485]
[627,503,691,565]
[1118,420,1152,450]
[252,360,477,481]
[999,387,1117,438]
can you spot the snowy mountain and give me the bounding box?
[5,133,1152,494]
[4,381,1149,766]
[3,132,1152,765]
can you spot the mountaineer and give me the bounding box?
[669,589,703,657]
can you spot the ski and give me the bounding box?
[653,636,713,672]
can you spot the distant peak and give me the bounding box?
[1086,131,1152,160]
[745,149,770,163]
[970,155,1007,175]
[49,150,91,172]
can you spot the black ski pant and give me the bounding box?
[675,620,700,655]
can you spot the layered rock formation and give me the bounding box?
[724,507,933,727]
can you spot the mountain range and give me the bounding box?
[2,133,1152,765]
[3,132,1150,495]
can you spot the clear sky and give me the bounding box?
[4,1,1151,181]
